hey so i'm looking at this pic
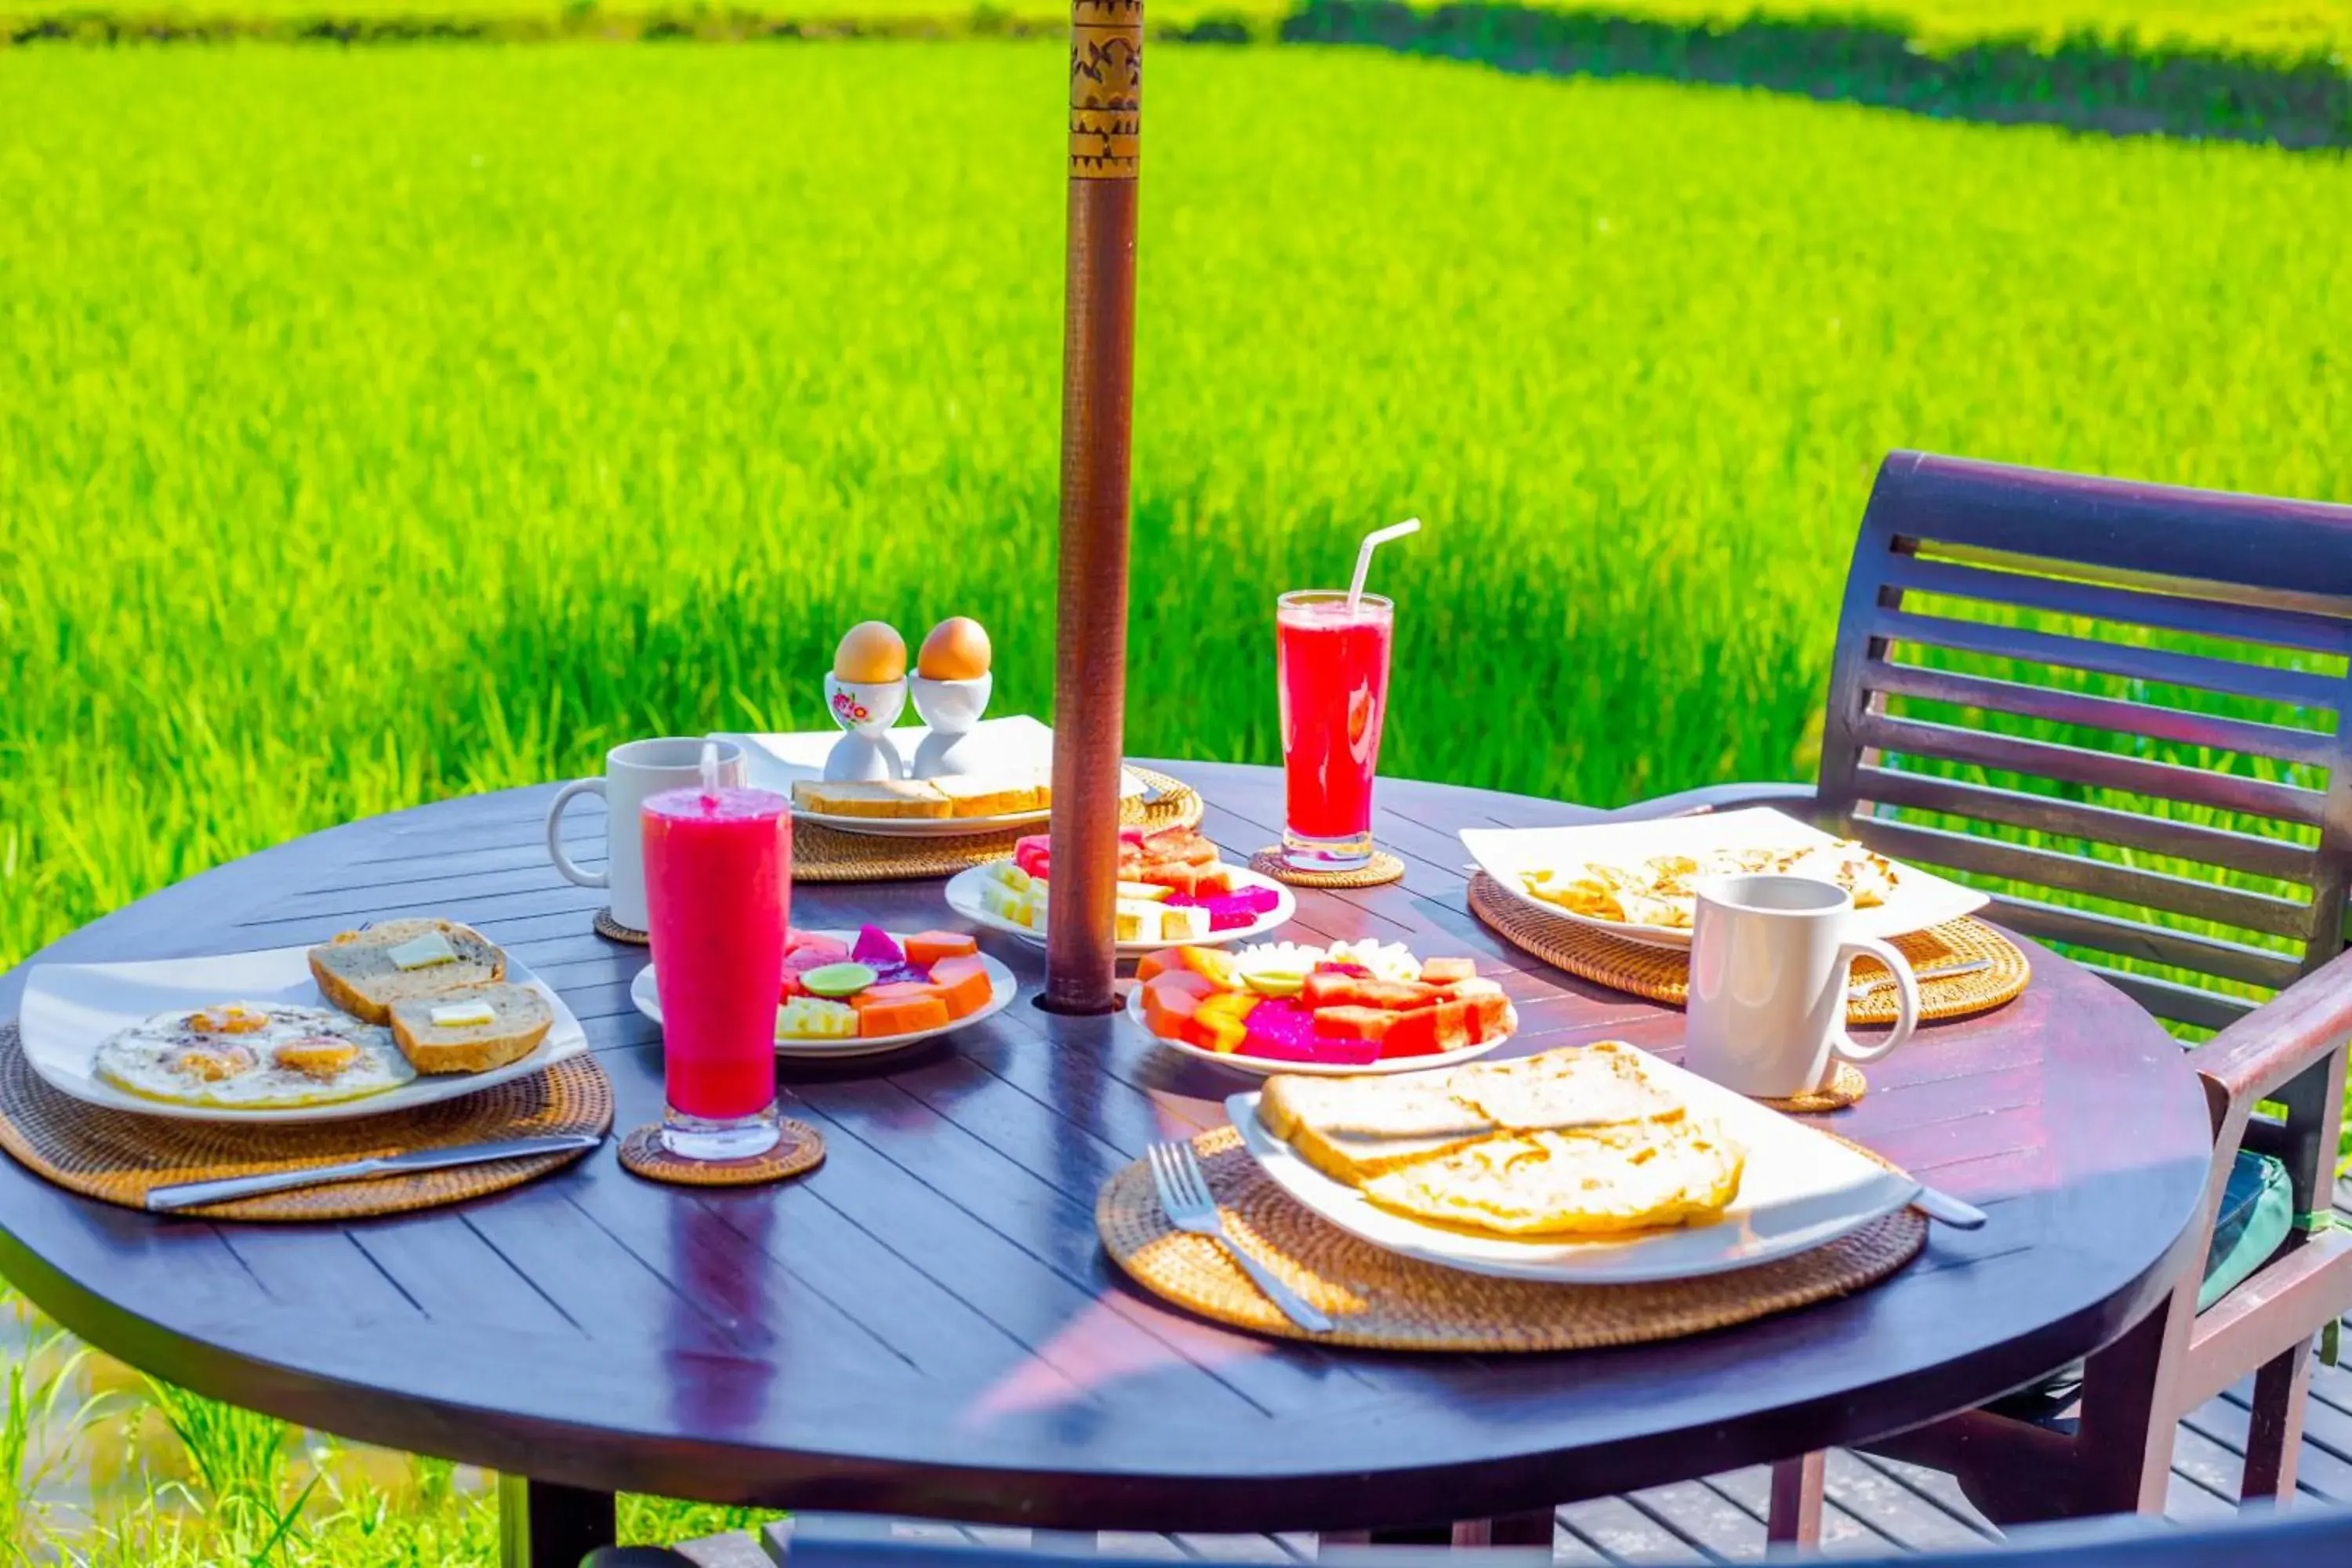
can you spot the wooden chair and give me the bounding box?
[1606,451,2352,1532]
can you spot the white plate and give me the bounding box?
[943,862,1298,956]
[1224,1047,1922,1284]
[717,717,1149,838]
[18,946,588,1125]
[629,931,1016,1059]
[1123,983,1512,1077]
[1461,807,1988,949]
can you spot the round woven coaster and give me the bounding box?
[1098,1127,1926,1351]
[1755,1060,1867,1113]
[1248,849,1406,888]
[1466,873,2028,1024]
[793,767,1201,883]
[593,908,650,946]
[616,1118,825,1188]
[0,1024,612,1223]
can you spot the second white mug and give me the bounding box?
[1684,873,1922,1099]
[546,738,746,932]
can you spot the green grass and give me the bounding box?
[2,36,2351,1561]
[3,0,2350,65]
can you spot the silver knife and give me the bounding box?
[143,1133,604,1214]
[1909,1183,1989,1230]
[1848,957,1993,1000]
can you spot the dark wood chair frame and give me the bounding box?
[1606,452,2352,1534]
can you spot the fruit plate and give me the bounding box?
[717,717,1150,838]
[1460,806,1989,950]
[942,863,1298,956]
[1127,985,1510,1077]
[17,946,588,1125]
[629,931,1016,1060]
[1222,1045,1922,1284]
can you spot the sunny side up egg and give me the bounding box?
[94,1002,416,1109]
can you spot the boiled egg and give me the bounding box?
[917,617,991,681]
[833,622,907,684]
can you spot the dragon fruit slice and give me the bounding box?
[851,924,906,967]
[1167,884,1282,932]
[1238,998,1322,1062]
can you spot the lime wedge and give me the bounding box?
[1243,969,1307,998]
[800,962,879,999]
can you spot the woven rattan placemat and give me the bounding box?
[793,766,1200,883]
[1467,874,2027,1023]
[1248,849,1406,888]
[0,1023,612,1222]
[1099,1127,1926,1351]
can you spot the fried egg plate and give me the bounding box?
[93,1001,415,1109]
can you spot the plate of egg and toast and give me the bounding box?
[18,920,588,1123]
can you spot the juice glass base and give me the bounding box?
[1283,825,1376,873]
[662,1102,782,1161]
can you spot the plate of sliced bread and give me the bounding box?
[1228,1041,1919,1284]
[17,919,588,1124]
[719,718,1151,838]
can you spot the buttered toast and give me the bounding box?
[387,983,552,1075]
[307,920,505,1025]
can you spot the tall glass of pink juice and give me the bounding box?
[641,783,789,1160]
[1276,590,1394,870]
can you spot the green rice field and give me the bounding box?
[2,34,2351,1563]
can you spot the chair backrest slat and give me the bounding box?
[1822,452,2352,1029]
[1851,765,2319,884]
[1987,892,2303,992]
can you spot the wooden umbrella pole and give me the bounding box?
[1044,0,1143,1014]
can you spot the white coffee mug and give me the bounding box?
[1684,873,1922,1098]
[546,738,746,931]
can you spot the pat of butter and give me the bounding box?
[387,931,459,971]
[429,1002,496,1029]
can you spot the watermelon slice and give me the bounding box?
[782,940,853,972]
[1013,834,1054,880]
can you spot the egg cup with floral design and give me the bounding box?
[822,673,908,782]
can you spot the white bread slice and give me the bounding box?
[931,773,1050,818]
[388,983,552,1075]
[792,779,952,818]
[308,919,504,1025]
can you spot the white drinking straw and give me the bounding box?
[699,739,721,804]
[1346,517,1421,612]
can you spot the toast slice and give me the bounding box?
[387,983,553,1075]
[931,772,1051,818]
[308,919,504,1025]
[791,779,953,818]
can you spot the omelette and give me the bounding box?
[1523,838,1900,929]
[95,1001,415,1110]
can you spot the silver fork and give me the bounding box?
[1148,1142,1332,1333]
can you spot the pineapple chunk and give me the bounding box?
[985,860,1034,893]
[979,880,1027,923]
[1159,903,1209,942]
[1114,898,1163,942]
[776,997,859,1040]
[1116,880,1171,903]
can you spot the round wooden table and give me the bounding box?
[0,762,2214,1564]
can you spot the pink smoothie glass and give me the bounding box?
[1276,590,1394,870]
[641,782,790,1160]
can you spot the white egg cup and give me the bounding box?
[822,674,909,782]
[909,673,993,779]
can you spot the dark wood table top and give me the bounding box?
[0,762,2215,1534]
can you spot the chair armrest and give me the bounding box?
[2190,944,2352,1112]
[1605,782,1820,822]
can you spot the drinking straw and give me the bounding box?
[1346,517,1422,612]
[699,739,721,805]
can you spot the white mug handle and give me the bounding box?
[545,779,609,889]
[1835,938,1920,1064]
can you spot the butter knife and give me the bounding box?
[144,1133,604,1214]
[1848,957,1992,1000]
